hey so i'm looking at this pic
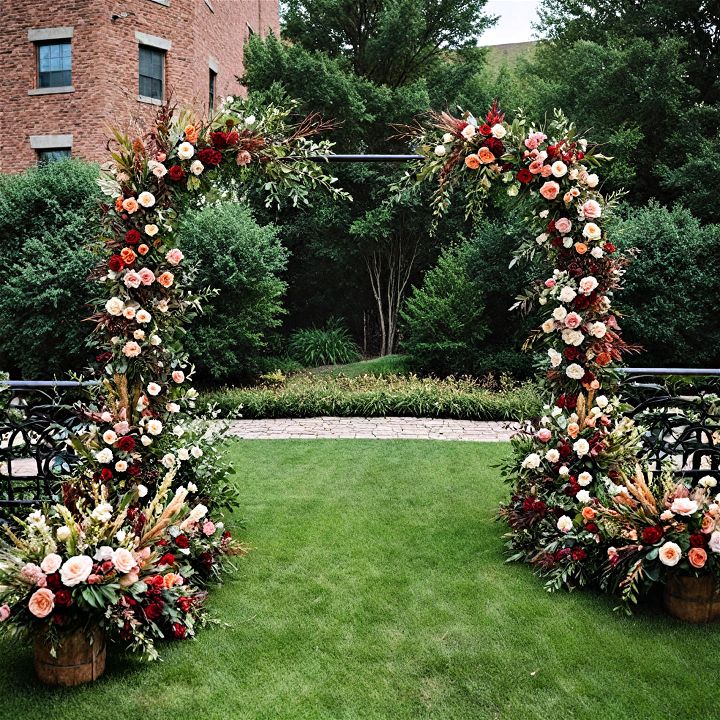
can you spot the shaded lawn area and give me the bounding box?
[0,440,715,720]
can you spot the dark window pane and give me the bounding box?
[37,148,71,164]
[37,41,71,88]
[139,45,165,100]
[209,69,216,110]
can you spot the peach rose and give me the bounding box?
[658,541,682,566]
[115,196,124,213]
[582,199,602,219]
[582,506,596,521]
[112,547,136,574]
[567,422,580,439]
[138,244,150,256]
[138,267,156,286]
[701,514,716,534]
[539,181,560,200]
[122,341,141,358]
[184,125,199,144]
[124,271,141,289]
[28,588,55,618]
[165,248,184,266]
[119,571,139,588]
[465,154,480,170]
[575,242,588,255]
[565,312,582,329]
[122,197,139,214]
[540,164,553,177]
[528,159,544,174]
[60,555,94,586]
[157,272,174,288]
[40,553,62,574]
[478,147,495,164]
[163,573,184,588]
[555,218,572,234]
[236,150,252,166]
[688,547,707,569]
[120,248,136,265]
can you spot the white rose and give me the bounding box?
[178,448,190,461]
[105,297,124,316]
[588,321,607,338]
[136,309,151,324]
[133,330,146,341]
[187,482,198,492]
[147,382,161,396]
[244,114,256,125]
[141,434,153,446]
[177,142,195,160]
[434,145,446,157]
[559,465,570,476]
[112,547,136,574]
[577,471,593,487]
[145,223,159,237]
[590,247,604,258]
[548,349,562,368]
[146,419,163,436]
[40,553,62,574]
[491,123,506,139]
[559,287,577,303]
[552,306,567,321]
[545,449,560,463]
[56,526,71,542]
[93,545,114,561]
[522,453,542,470]
[138,484,148,497]
[573,438,590,457]
[596,395,609,409]
[95,448,113,464]
[562,329,584,347]
[190,159,205,175]
[148,160,167,178]
[137,191,155,208]
[91,502,113,523]
[557,515,573,533]
[189,504,208,522]
[460,124,476,140]
[658,541,682,566]
[150,334,162,346]
[699,475,718,489]
[585,173,599,188]
[576,490,591,503]
[162,453,176,468]
[114,460,128,473]
[582,223,602,241]
[551,161,567,177]
[103,430,118,445]
[60,555,94,586]
[166,403,180,413]
[542,319,556,333]
[442,133,454,143]
[173,425,185,437]
[190,446,203,459]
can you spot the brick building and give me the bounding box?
[0,0,279,172]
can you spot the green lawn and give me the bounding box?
[0,440,715,719]
[312,354,410,378]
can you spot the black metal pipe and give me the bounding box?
[307,154,424,162]
[1,380,100,389]
[617,368,720,376]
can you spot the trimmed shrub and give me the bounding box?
[288,320,361,367]
[0,160,100,378]
[177,203,288,383]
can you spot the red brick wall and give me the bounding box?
[0,0,279,172]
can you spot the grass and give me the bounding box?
[0,440,716,719]
[312,354,411,378]
[202,374,542,421]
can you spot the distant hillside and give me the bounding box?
[484,41,537,70]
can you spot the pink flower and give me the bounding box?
[578,276,599,295]
[165,248,184,266]
[157,272,174,288]
[112,547,136,574]
[114,420,130,435]
[172,370,185,383]
[28,588,55,618]
[555,218,572,234]
[544,279,556,288]
[122,341,141,358]
[124,271,141,289]
[202,520,216,536]
[537,428,552,443]
[138,267,156,286]
[528,159,544,174]
[670,497,698,516]
[565,312,582,329]
[582,200,602,219]
[0,604,10,622]
[40,553,62,575]
[539,181,560,200]
[236,150,252,166]
[20,563,46,586]
[540,164,553,177]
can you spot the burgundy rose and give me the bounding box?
[108,255,124,272]
[55,589,72,607]
[690,533,707,548]
[171,622,187,639]
[563,347,580,362]
[197,148,223,167]
[46,573,61,590]
[145,601,164,621]
[125,229,141,245]
[128,463,141,477]
[115,435,136,453]
[177,596,193,613]
[175,534,190,549]
[52,612,67,626]
[585,522,599,534]
[559,442,572,458]
[168,165,186,182]
[565,395,578,410]
[555,548,572,561]
[571,547,587,562]
[641,526,663,545]
[100,467,113,482]
[483,137,505,156]
[550,237,563,248]
[96,351,113,364]
[198,551,214,570]
[573,295,590,310]
[603,242,617,253]
[210,130,239,150]
[517,168,532,184]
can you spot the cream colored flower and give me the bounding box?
[60,555,93,586]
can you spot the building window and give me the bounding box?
[37,41,71,88]
[209,68,217,110]
[37,148,71,164]
[139,45,164,101]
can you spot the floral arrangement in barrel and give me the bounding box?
[400,103,720,610]
[0,97,347,669]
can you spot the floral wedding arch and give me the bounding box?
[1,97,718,681]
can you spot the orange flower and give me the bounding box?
[122,197,139,214]
[701,514,715,534]
[184,125,199,144]
[120,248,136,265]
[574,242,588,255]
[115,196,124,213]
[465,154,481,170]
[582,507,596,521]
[688,547,707,569]
[567,422,580,439]
[163,572,184,588]
[478,147,495,164]
[138,244,150,256]
[596,352,612,367]
[157,271,175,288]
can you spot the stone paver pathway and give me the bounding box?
[227,417,519,441]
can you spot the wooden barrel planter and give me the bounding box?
[664,575,720,623]
[34,626,106,686]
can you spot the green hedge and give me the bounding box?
[200,374,542,421]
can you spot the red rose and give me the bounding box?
[517,168,532,184]
[46,573,61,590]
[159,552,175,566]
[101,560,114,574]
[571,547,587,562]
[690,533,707,548]
[55,589,72,607]
[150,575,166,590]
[577,151,584,160]
[585,522,599,534]
[145,601,164,621]
[546,144,558,157]
[177,596,193,613]
[197,148,223,167]
[171,622,187,639]
[125,229,141,245]
[128,463,141,477]
[603,242,617,253]
[175,534,190,549]
[563,347,580,362]
[108,255,124,272]
[210,130,239,150]
[641,526,664,544]
[168,165,185,182]
[115,435,136,453]
[100,467,113,481]
[483,137,504,156]
[478,123,492,136]
[532,500,547,514]
[199,551,214,570]
[555,548,571,561]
